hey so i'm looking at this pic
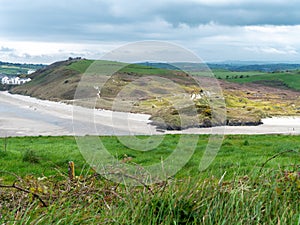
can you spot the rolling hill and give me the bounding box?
[10,58,300,130]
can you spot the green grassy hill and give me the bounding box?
[10,59,300,129]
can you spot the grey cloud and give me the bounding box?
[0,0,142,37]
[0,0,299,43]
[1,0,300,63]
[157,2,300,26]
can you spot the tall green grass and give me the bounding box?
[1,167,299,224]
[0,135,299,224]
[0,135,299,181]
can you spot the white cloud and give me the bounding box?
[0,40,124,63]
[245,46,298,55]
[0,46,14,52]
[2,22,300,63]
[261,47,298,55]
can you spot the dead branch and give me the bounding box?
[0,182,48,207]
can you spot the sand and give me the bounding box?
[0,91,299,137]
[0,91,157,137]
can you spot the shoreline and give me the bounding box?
[0,91,299,137]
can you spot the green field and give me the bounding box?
[231,72,300,90]
[212,69,300,91]
[0,135,299,224]
[67,60,179,76]
[0,65,29,75]
[1,135,299,181]
[0,64,44,76]
[66,59,94,73]
[210,69,267,79]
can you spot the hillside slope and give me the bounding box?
[12,58,92,100]
[10,59,300,130]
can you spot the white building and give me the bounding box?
[1,76,9,84]
[27,70,36,75]
[1,76,31,85]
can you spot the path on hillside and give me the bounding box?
[0,91,299,137]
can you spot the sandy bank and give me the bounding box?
[0,91,299,137]
[0,91,155,137]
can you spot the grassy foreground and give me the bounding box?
[0,135,300,224]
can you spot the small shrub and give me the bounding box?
[22,150,40,163]
[0,151,8,157]
[203,108,212,116]
[243,140,250,146]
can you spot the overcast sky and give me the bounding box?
[0,0,300,64]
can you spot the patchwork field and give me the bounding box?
[0,62,44,76]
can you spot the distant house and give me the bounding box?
[1,76,31,85]
[27,70,36,75]
[1,76,9,84]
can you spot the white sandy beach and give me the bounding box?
[0,91,299,137]
[0,91,158,137]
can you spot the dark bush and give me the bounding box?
[22,150,40,163]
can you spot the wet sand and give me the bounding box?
[0,91,299,137]
[0,91,156,137]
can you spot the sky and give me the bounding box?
[0,0,300,64]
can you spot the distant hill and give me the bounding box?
[138,62,300,72]
[139,62,300,91]
[10,58,300,130]
[11,58,198,101]
[208,63,300,72]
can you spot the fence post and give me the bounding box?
[68,161,75,180]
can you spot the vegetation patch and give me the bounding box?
[0,135,299,224]
[22,150,40,164]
